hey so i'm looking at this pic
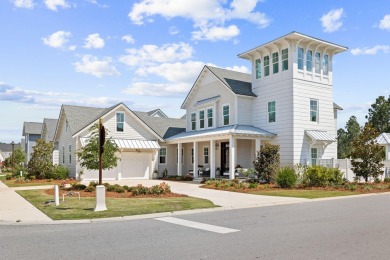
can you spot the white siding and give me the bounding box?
[236,139,253,169]
[56,114,77,178]
[236,96,253,125]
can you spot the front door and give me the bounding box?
[221,142,229,174]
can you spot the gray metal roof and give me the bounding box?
[133,111,186,139]
[80,138,160,149]
[333,102,343,110]
[207,66,256,97]
[166,124,276,141]
[22,122,43,135]
[306,130,336,142]
[42,118,58,141]
[376,133,390,145]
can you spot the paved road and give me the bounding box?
[1,193,390,260]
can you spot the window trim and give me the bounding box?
[207,107,213,128]
[116,111,125,132]
[311,148,318,166]
[306,50,313,72]
[264,55,270,76]
[315,52,321,74]
[199,109,205,129]
[222,104,230,126]
[68,144,71,164]
[272,52,279,74]
[203,146,209,165]
[298,47,304,70]
[268,101,276,123]
[255,58,261,79]
[159,147,167,165]
[282,48,288,71]
[310,99,319,122]
[191,112,196,131]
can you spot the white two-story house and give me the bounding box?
[53,32,346,180]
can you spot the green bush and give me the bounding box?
[89,181,98,187]
[384,177,390,183]
[346,183,357,191]
[248,182,258,189]
[131,185,149,196]
[114,186,125,193]
[46,165,69,180]
[123,185,129,191]
[5,174,12,180]
[276,167,297,188]
[374,178,381,183]
[84,186,95,192]
[72,183,87,190]
[302,166,344,187]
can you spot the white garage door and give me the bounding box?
[121,152,152,179]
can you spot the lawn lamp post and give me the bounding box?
[11,141,15,173]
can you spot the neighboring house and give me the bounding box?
[147,109,168,118]
[52,31,347,181]
[22,122,43,164]
[377,133,390,161]
[0,142,21,165]
[53,103,185,180]
[41,118,59,164]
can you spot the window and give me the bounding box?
[191,148,194,164]
[268,101,276,123]
[264,55,270,76]
[207,108,213,128]
[62,146,65,164]
[323,54,329,75]
[311,148,318,166]
[65,121,69,133]
[223,105,230,125]
[159,147,167,164]
[199,110,205,129]
[298,47,304,70]
[282,48,288,71]
[272,52,279,74]
[315,52,321,74]
[310,99,318,122]
[255,59,261,79]
[116,112,124,132]
[306,50,312,72]
[68,145,71,164]
[204,147,209,164]
[191,112,196,130]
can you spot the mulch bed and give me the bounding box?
[4,178,78,185]
[44,189,187,199]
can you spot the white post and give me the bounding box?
[255,138,261,157]
[386,146,390,161]
[229,135,236,180]
[193,141,198,178]
[94,185,107,211]
[54,185,59,206]
[177,143,182,176]
[210,140,216,178]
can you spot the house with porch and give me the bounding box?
[53,32,347,180]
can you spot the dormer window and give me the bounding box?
[272,52,279,74]
[199,110,205,129]
[264,56,270,76]
[116,112,124,132]
[207,108,213,128]
[191,112,196,130]
[255,59,261,79]
[306,50,312,72]
[315,52,321,74]
[282,48,288,71]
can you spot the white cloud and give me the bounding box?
[192,25,240,41]
[379,15,390,30]
[123,82,190,97]
[351,45,390,55]
[169,26,179,35]
[83,33,105,49]
[128,0,270,41]
[121,34,135,44]
[224,65,250,74]
[320,8,344,33]
[42,31,71,49]
[119,42,194,67]
[85,0,109,8]
[12,0,34,8]
[44,0,69,11]
[73,55,120,77]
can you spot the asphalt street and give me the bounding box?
[1,193,390,260]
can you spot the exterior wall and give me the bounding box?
[236,139,253,169]
[157,143,177,176]
[236,96,253,125]
[25,134,41,163]
[186,71,236,132]
[57,115,77,178]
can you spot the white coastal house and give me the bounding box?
[53,32,347,180]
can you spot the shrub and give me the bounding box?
[363,184,372,191]
[5,174,12,180]
[84,186,95,192]
[114,186,125,193]
[72,183,87,190]
[276,167,297,189]
[346,183,357,191]
[384,177,390,183]
[46,165,69,180]
[374,178,381,183]
[89,181,98,187]
[302,166,344,187]
[123,185,129,191]
[131,185,149,196]
[248,182,258,189]
[253,143,280,183]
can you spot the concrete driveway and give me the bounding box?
[104,180,308,209]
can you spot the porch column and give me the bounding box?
[229,135,236,180]
[177,143,182,176]
[386,145,390,161]
[210,140,216,178]
[193,141,198,178]
[255,138,261,157]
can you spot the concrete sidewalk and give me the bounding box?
[0,181,53,224]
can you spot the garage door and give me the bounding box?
[121,152,152,179]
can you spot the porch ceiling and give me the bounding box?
[165,124,276,142]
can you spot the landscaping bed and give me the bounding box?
[1,178,77,187]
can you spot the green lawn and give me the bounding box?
[17,190,217,220]
[0,175,5,181]
[249,189,360,199]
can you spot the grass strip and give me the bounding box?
[17,190,216,220]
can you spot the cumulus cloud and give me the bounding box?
[224,65,250,74]
[379,15,390,30]
[42,31,72,49]
[128,0,270,41]
[73,55,120,77]
[320,8,344,33]
[119,42,194,67]
[83,33,105,49]
[44,0,69,11]
[123,82,190,97]
[192,25,240,41]
[351,45,390,55]
[12,0,34,8]
[121,34,135,44]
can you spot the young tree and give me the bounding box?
[76,123,119,171]
[253,143,280,183]
[351,123,384,182]
[11,148,25,166]
[337,116,361,158]
[366,95,390,133]
[27,139,54,179]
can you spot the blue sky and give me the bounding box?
[1,0,390,143]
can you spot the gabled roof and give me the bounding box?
[133,111,186,139]
[22,122,43,135]
[376,133,390,145]
[42,118,58,141]
[333,102,343,110]
[181,65,256,109]
[147,109,168,118]
[0,142,21,152]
